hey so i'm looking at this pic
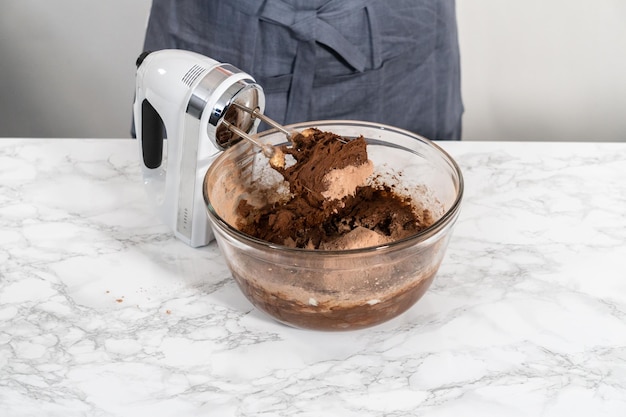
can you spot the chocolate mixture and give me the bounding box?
[236,128,433,249]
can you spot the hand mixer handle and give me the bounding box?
[140,99,165,169]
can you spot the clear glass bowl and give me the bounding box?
[203,121,463,331]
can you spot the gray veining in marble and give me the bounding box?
[1,138,626,416]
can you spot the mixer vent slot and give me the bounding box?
[182,65,206,86]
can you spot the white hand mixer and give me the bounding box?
[134,49,292,247]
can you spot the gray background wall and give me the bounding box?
[1,0,625,141]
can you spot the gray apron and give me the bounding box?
[143,0,463,140]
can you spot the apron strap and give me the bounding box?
[230,0,381,123]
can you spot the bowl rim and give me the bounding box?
[203,120,464,255]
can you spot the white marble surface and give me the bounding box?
[1,138,626,416]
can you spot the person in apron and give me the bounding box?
[142,0,463,140]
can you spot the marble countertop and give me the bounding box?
[1,138,626,416]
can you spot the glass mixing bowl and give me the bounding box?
[203,121,463,331]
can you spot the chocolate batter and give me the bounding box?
[235,128,433,249]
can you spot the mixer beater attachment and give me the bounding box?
[219,103,295,169]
